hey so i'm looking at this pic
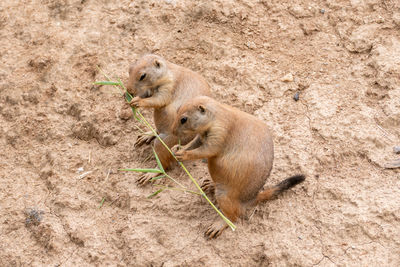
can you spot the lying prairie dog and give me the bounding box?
[172,96,305,238]
[126,54,211,184]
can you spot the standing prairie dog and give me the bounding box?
[172,96,305,238]
[127,54,211,184]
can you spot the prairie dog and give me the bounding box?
[172,96,305,238]
[127,54,211,184]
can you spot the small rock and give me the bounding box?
[5,95,19,105]
[164,0,176,5]
[320,9,325,14]
[119,108,132,121]
[77,167,84,173]
[72,121,95,141]
[97,133,118,147]
[67,103,83,119]
[346,24,378,53]
[394,146,400,154]
[376,16,384,24]
[246,41,257,49]
[281,73,294,82]
[294,91,300,101]
[22,91,39,104]
[384,159,400,169]
[288,5,313,18]
[300,22,319,35]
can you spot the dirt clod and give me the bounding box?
[119,107,132,121]
[71,121,96,141]
[22,91,39,104]
[25,209,44,227]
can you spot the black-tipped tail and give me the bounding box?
[256,174,305,203]
[275,174,305,194]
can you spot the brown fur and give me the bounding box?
[127,55,211,184]
[172,96,305,238]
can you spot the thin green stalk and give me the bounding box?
[148,188,164,198]
[99,197,105,208]
[150,174,166,181]
[152,146,186,189]
[164,173,186,189]
[95,67,123,95]
[133,125,151,135]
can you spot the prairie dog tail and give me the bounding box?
[256,175,305,204]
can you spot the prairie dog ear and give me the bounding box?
[154,59,161,68]
[198,105,205,113]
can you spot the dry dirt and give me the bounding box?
[1,0,400,266]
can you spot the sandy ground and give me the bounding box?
[1,0,400,266]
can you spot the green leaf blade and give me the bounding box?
[150,174,166,181]
[94,81,121,86]
[99,197,105,208]
[147,188,164,198]
[124,91,133,102]
[152,147,165,173]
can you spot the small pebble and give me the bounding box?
[320,9,325,14]
[294,91,300,101]
[394,146,400,154]
[164,0,176,5]
[77,167,84,173]
[246,41,257,50]
[281,73,294,82]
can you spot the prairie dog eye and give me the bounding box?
[139,73,146,81]
[180,117,188,125]
[199,105,205,113]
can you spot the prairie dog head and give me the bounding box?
[173,96,215,138]
[126,54,169,98]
